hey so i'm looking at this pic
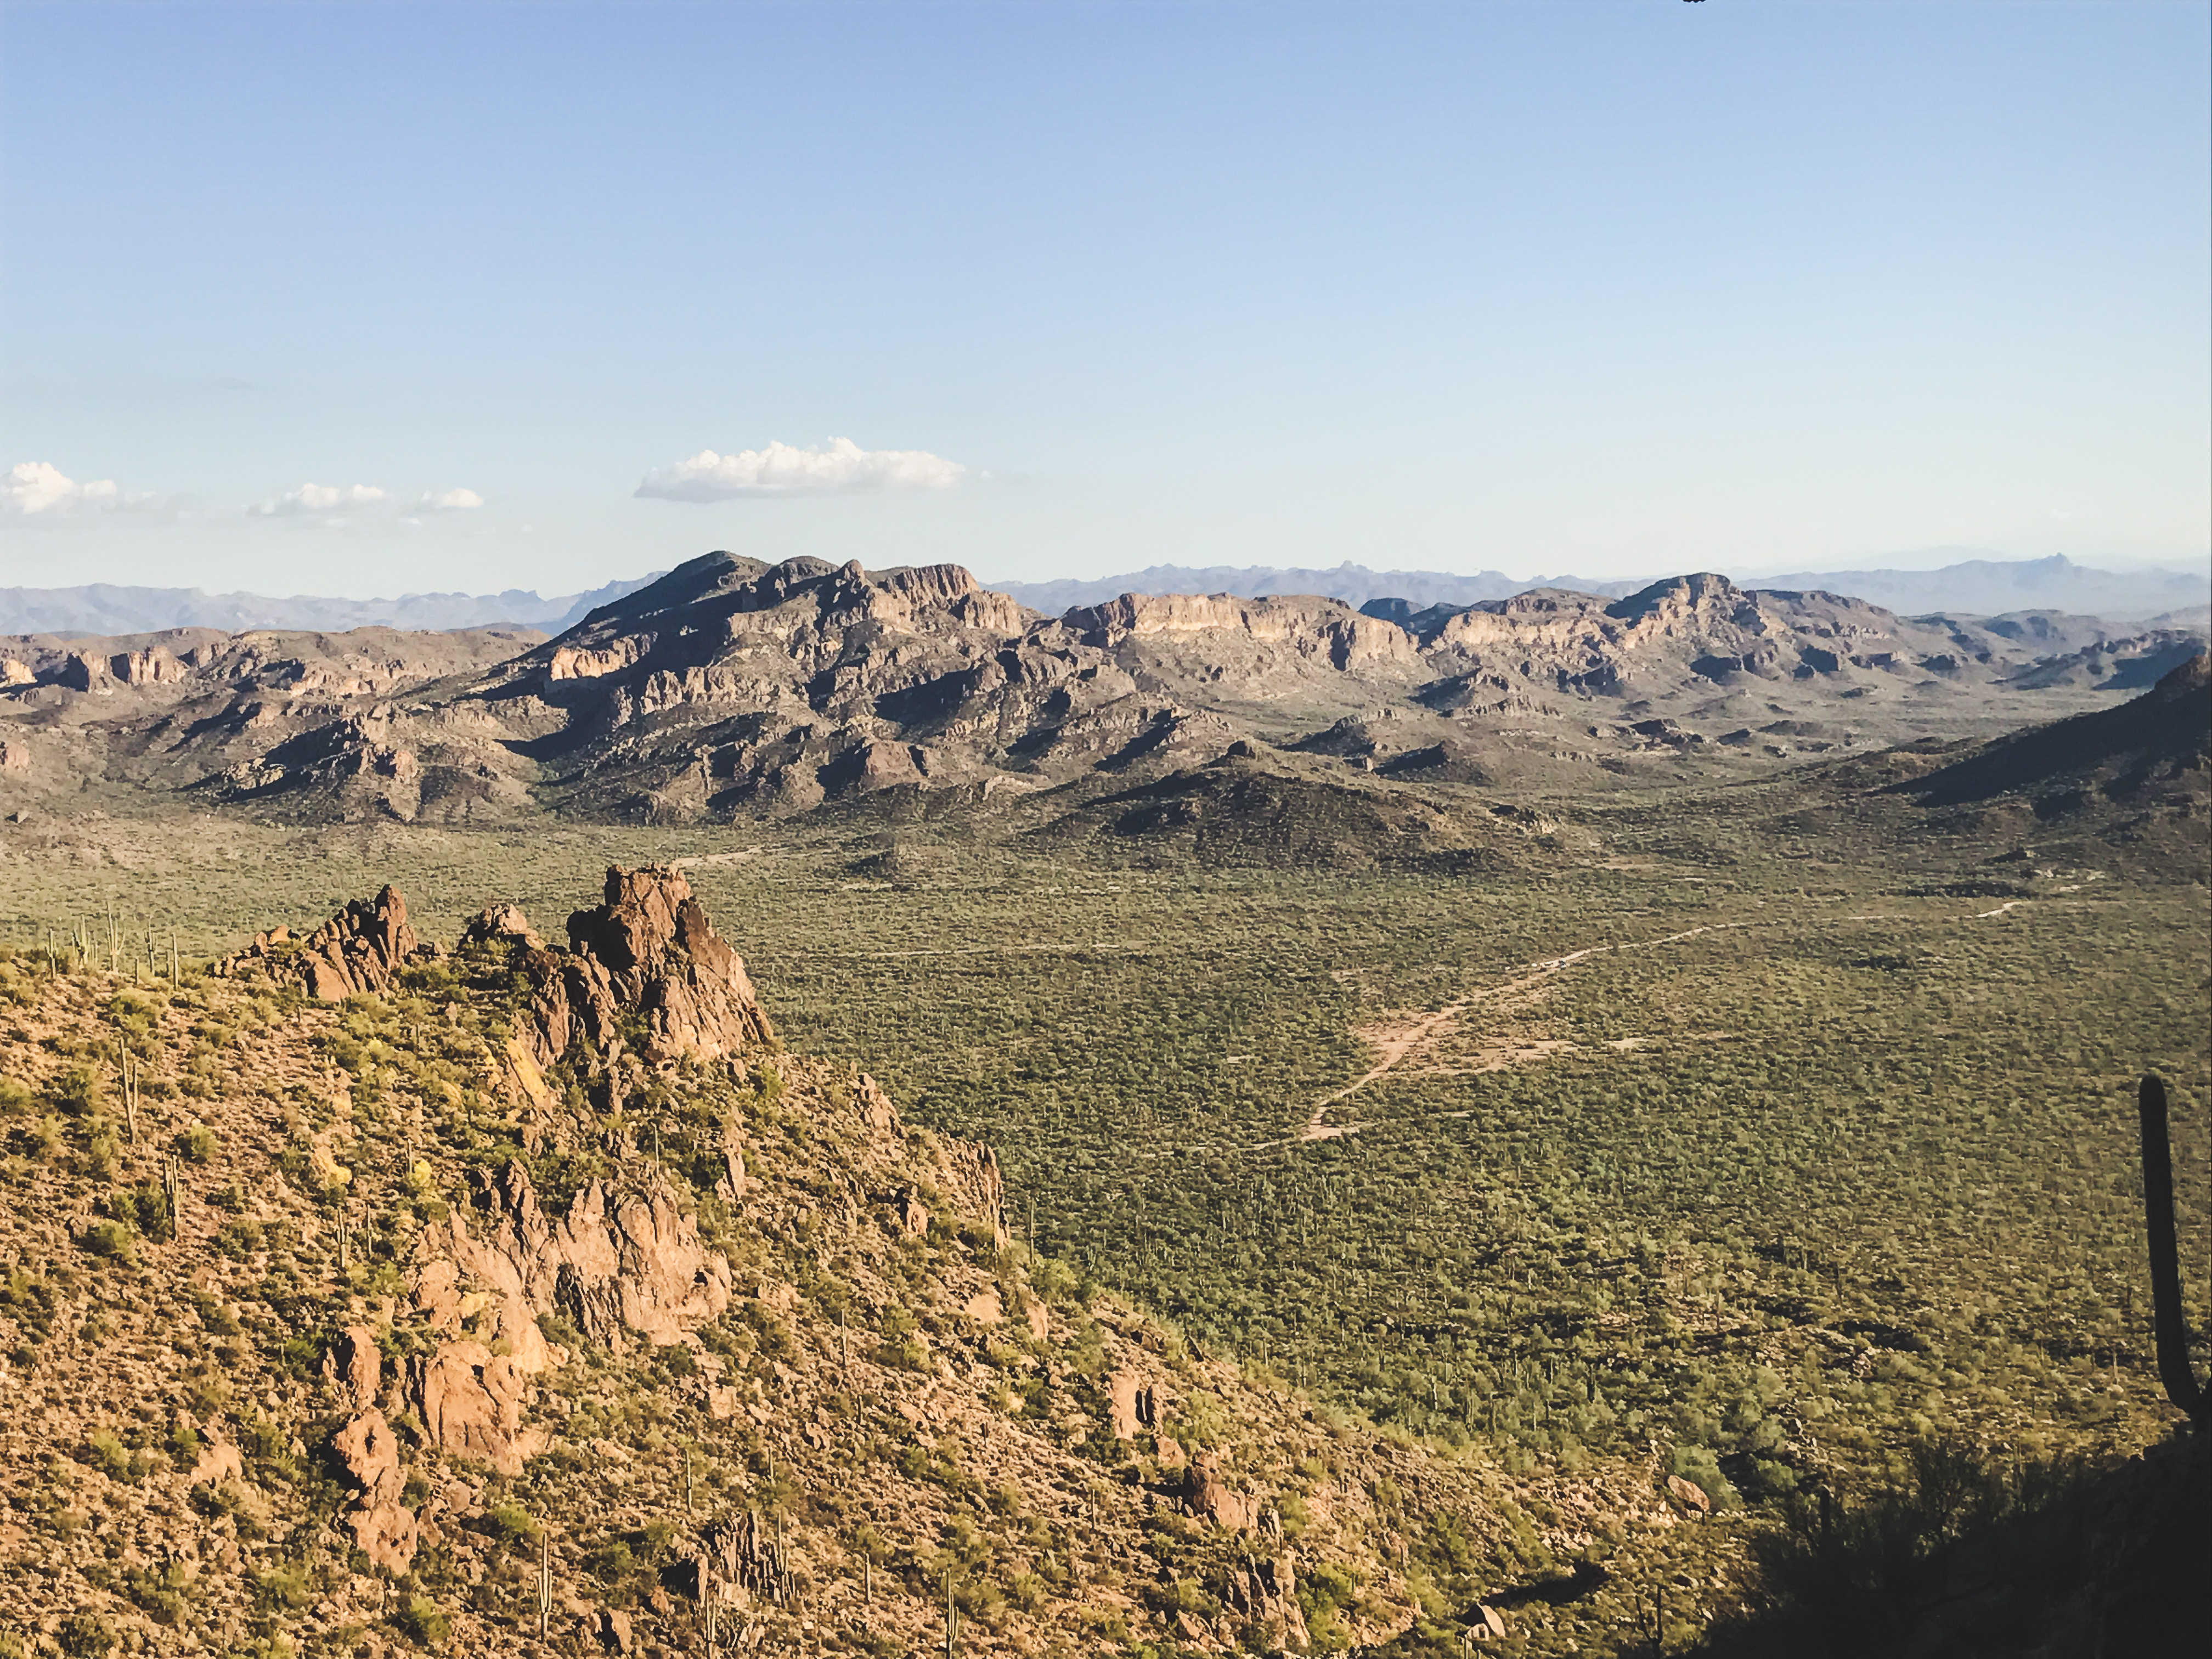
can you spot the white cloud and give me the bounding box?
[250,482,390,517]
[635,437,966,501]
[418,487,484,511]
[3,460,125,516]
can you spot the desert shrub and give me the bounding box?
[109,1180,173,1241]
[390,1593,452,1645]
[77,1218,133,1261]
[586,1536,637,1594]
[105,990,162,1035]
[215,1217,264,1259]
[55,1613,115,1657]
[486,1503,540,1545]
[87,1427,134,1480]
[48,1063,102,1117]
[177,1122,217,1162]
[253,1560,315,1610]
[123,1560,197,1623]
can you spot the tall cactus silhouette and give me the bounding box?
[2136,1075,2205,1424]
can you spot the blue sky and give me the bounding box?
[2,0,2206,598]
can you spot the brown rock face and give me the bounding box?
[1222,1553,1307,1649]
[410,1341,539,1476]
[110,646,185,686]
[227,884,424,999]
[484,866,774,1073]
[1184,1450,1252,1530]
[1108,1369,1158,1442]
[332,1406,419,1573]
[459,902,544,952]
[562,865,775,1062]
[403,1159,730,1472]
[1667,1473,1712,1513]
[398,1160,733,1475]
[331,1324,381,1414]
[696,1510,794,1604]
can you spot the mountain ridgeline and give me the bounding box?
[0,551,2200,837]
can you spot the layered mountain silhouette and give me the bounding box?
[0,574,661,637]
[991,552,2209,623]
[6,551,2201,637]
[1898,652,2210,811]
[0,552,2200,827]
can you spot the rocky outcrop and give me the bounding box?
[409,1340,540,1476]
[1183,1449,1252,1530]
[496,865,775,1068]
[1108,1368,1157,1442]
[428,1160,729,1345]
[291,884,422,999]
[695,1510,796,1606]
[1069,591,1417,670]
[216,884,425,997]
[397,1159,733,1475]
[329,1327,419,1573]
[459,902,544,952]
[110,646,185,686]
[1222,1553,1310,1651]
[329,1323,381,1413]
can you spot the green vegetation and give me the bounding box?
[0,761,2201,1651]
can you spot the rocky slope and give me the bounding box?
[1897,651,2210,813]
[0,552,2197,830]
[0,627,542,822]
[0,866,1685,1657]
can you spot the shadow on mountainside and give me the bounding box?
[1688,1427,2207,1659]
[1894,653,2208,811]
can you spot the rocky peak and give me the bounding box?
[1604,572,1756,626]
[2155,651,2209,697]
[222,883,425,1000]
[455,864,776,1070]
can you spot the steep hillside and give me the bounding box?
[0,552,2194,832]
[0,867,1671,1657]
[1895,652,2209,821]
[0,627,543,822]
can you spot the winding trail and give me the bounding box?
[1293,923,1735,1144]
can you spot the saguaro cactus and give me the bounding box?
[536,1531,552,1639]
[2136,1075,2205,1424]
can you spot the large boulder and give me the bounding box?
[224,884,424,999]
[562,864,775,1062]
[332,1384,419,1573]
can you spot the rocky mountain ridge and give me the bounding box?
[0,866,1652,1656]
[0,551,2199,831]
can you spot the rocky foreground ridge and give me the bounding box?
[0,866,1688,1656]
[0,552,2198,826]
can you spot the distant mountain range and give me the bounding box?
[1,552,2203,639]
[3,552,2198,828]
[992,554,2209,622]
[990,562,1643,612]
[0,574,662,638]
[1743,554,2209,620]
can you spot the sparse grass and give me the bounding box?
[0,768,2198,1655]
